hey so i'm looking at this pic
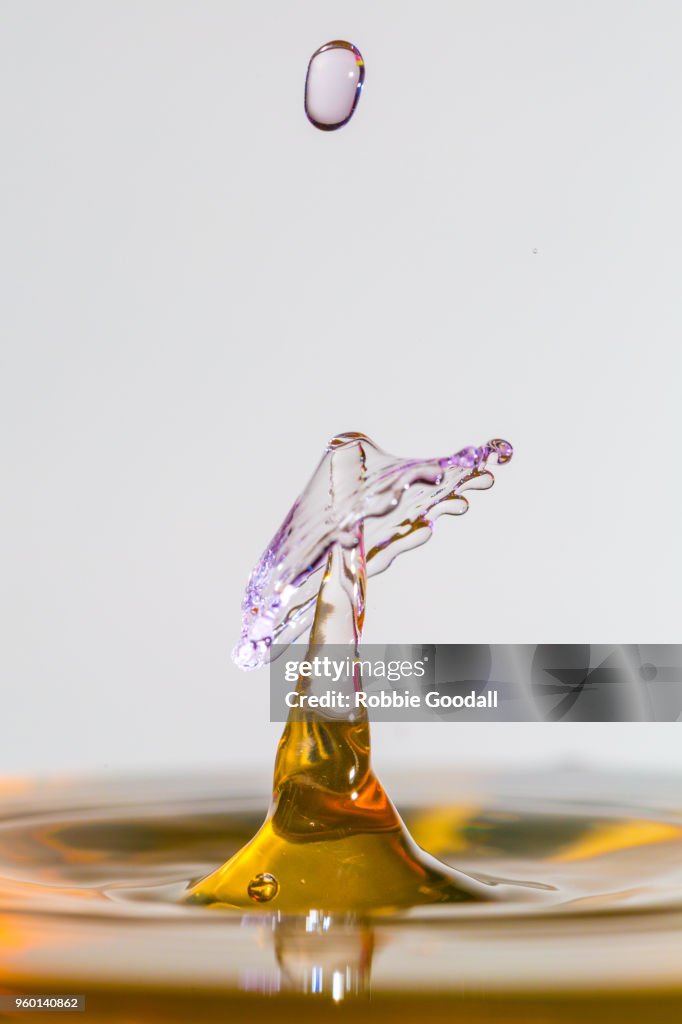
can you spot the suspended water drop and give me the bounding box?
[305,41,365,131]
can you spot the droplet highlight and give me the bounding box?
[247,872,279,903]
[305,41,364,131]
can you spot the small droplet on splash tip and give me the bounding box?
[247,872,280,904]
[305,41,365,131]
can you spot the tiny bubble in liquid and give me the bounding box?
[247,872,279,903]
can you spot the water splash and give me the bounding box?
[185,434,515,911]
[233,433,513,670]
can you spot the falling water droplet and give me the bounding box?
[247,872,279,903]
[305,41,365,131]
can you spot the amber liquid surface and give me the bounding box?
[2,768,682,1023]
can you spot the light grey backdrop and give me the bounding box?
[1,1,681,776]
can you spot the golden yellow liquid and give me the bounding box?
[186,706,491,912]
[187,531,490,913]
[2,772,682,1021]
